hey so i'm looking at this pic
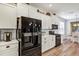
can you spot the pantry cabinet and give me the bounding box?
[0,3,17,29]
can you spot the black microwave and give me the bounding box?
[52,24,58,29]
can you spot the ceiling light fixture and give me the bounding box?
[49,4,52,7]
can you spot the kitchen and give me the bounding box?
[0,3,78,56]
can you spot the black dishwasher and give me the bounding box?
[55,34,61,47]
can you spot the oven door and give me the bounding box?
[22,33,34,50]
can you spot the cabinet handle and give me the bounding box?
[6,46,10,48]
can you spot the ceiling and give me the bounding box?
[30,3,79,20]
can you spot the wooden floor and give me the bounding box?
[42,40,79,56]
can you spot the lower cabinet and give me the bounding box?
[42,35,47,53]
[42,35,55,53]
[48,35,55,49]
[0,40,18,56]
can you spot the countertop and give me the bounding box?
[0,40,18,46]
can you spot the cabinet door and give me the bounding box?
[45,35,51,50]
[17,3,28,17]
[51,35,55,48]
[41,14,47,29]
[42,35,55,53]
[0,4,16,28]
[47,35,52,49]
[42,35,47,53]
[0,43,18,56]
[47,35,55,49]
[29,6,39,19]
[41,14,51,29]
[42,35,51,52]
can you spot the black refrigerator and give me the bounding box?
[17,16,42,56]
